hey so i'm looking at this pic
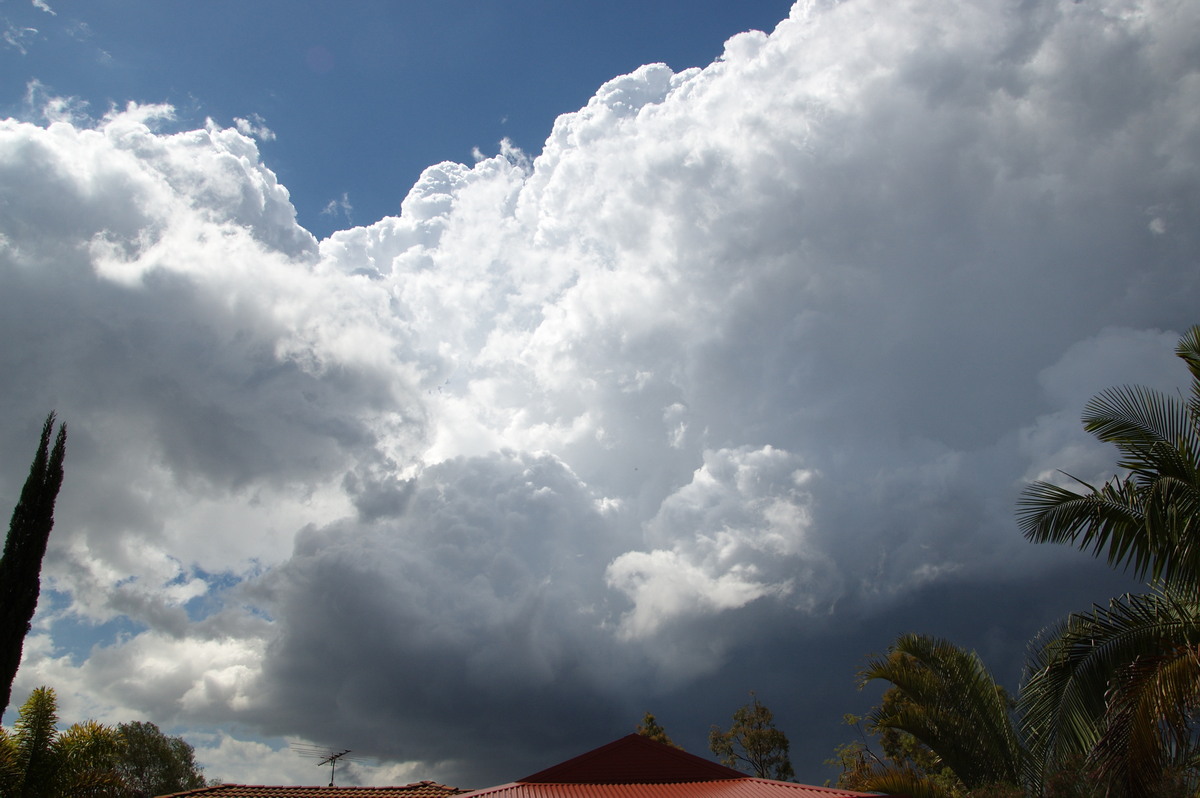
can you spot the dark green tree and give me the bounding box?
[0,689,210,798]
[1018,326,1200,592]
[844,634,1024,798]
[635,712,680,749]
[1019,587,1200,798]
[0,414,66,715]
[1018,326,1200,797]
[832,328,1200,798]
[708,693,795,782]
[114,721,206,798]
[829,700,972,798]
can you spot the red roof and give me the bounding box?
[518,735,744,783]
[458,735,892,798]
[156,782,466,798]
[459,784,889,798]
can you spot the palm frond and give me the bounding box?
[52,720,126,797]
[861,634,1023,791]
[1020,588,1200,787]
[1019,328,1200,592]
[0,726,19,795]
[1019,472,1200,590]
[1174,326,1200,418]
[1017,476,1154,575]
[1084,385,1200,479]
[852,764,962,798]
[1090,645,1200,797]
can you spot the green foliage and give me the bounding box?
[830,708,967,797]
[0,415,66,716]
[635,712,680,749]
[1019,587,1200,797]
[829,718,969,798]
[10,686,60,798]
[0,686,123,798]
[1017,327,1200,593]
[53,720,125,797]
[835,326,1200,798]
[115,721,206,798]
[843,635,1023,797]
[708,693,795,782]
[0,688,208,798]
[1017,326,1200,797]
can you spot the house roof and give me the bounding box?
[458,784,891,798]
[156,782,467,798]
[518,734,745,783]
[457,735,892,798]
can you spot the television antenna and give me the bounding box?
[290,744,367,787]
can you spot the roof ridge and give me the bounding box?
[518,734,745,783]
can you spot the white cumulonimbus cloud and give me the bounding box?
[1,0,1199,786]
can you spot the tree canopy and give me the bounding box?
[831,634,1023,798]
[635,712,680,749]
[114,721,207,798]
[708,694,794,782]
[0,687,209,798]
[1017,326,1200,796]
[0,686,124,798]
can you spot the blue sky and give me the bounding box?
[3,0,792,237]
[1,0,1198,790]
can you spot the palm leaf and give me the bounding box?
[1084,385,1200,479]
[0,726,20,795]
[1017,476,1154,577]
[1091,644,1200,797]
[52,720,125,797]
[853,764,961,798]
[1020,588,1200,789]
[861,634,1023,791]
[1019,327,1200,591]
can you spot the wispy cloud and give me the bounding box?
[2,23,37,54]
[233,113,275,141]
[321,192,353,224]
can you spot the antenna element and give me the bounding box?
[290,744,366,786]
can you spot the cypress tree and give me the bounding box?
[0,413,66,716]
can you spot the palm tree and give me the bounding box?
[1017,326,1200,796]
[1019,587,1200,796]
[0,686,125,798]
[852,634,1025,797]
[1017,327,1200,592]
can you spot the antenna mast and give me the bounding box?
[290,744,365,787]
[319,749,351,787]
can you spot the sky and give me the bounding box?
[0,0,1197,790]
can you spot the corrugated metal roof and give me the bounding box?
[458,781,884,798]
[156,782,466,798]
[457,736,891,798]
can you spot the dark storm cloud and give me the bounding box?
[249,452,641,784]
